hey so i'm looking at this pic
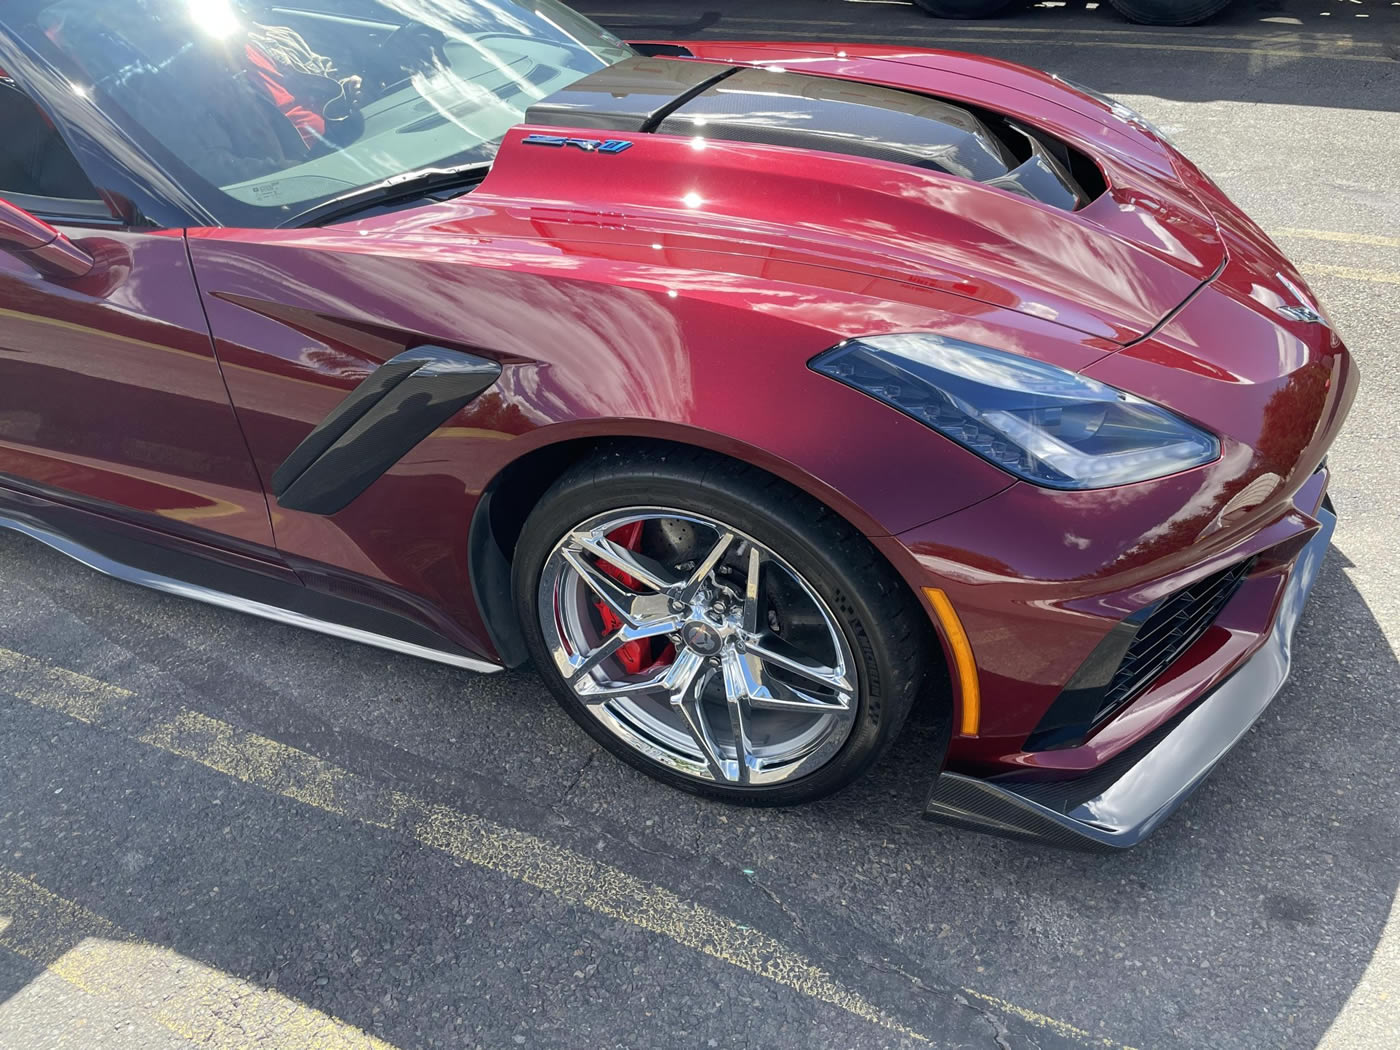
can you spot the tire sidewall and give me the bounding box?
[1107,0,1231,24]
[912,0,1015,18]
[513,460,918,805]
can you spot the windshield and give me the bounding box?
[23,0,631,225]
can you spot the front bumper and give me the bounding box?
[923,505,1334,850]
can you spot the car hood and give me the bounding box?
[404,49,1228,347]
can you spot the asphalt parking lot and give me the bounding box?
[2,1,1398,1048]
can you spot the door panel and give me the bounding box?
[0,227,275,549]
[185,232,505,658]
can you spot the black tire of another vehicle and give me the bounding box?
[512,447,939,805]
[1107,0,1233,25]
[911,0,1016,16]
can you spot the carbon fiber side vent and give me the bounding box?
[272,346,500,515]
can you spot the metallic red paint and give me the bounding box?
[0,229,274,548]
[885,237,1355,768]
[183,222,1022,649]
[0,34,1356,801]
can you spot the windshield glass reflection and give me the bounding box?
[25,0,630,220]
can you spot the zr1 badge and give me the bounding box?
[522,134,633,154]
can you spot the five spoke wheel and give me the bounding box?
[538,509,859,786]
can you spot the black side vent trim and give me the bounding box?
[1025,558,1255,751]
[272,346,501,516]
[1097,558,1255,719]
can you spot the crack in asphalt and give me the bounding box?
[552,747,600,810]
[862,955,1048,1050]
[745,871,808,934]
[956,992,1019,1050]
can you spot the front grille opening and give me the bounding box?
[1093,557,1256,726]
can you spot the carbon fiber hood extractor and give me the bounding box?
[525,57,1091,211]
[501,53,1229,343]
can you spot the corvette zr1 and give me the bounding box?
[0,0,1355,849]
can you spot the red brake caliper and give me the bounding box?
[594,522,675,674]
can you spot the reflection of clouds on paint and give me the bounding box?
[1210,472,1281,531]
[488,276,695,422]
[200,241,693,424]
[301,248,698,422]
[1130,208,1194,268]
[197,214,1116,450]
[891,180,1161,325]
[1121,442,1256,553]
[199,252,405,382]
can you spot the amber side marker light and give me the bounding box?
[922,586,980,737]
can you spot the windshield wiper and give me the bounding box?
[281,162,493,228]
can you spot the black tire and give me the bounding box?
[911,0,1015,18]
[1107,0,1232,25]
[513,447,940,805]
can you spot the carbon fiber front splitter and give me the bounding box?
[924,506,1336,851]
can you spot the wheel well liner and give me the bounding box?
[468,439,600,666]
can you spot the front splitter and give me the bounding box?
[924,507,1336,851]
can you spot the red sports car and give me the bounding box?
[0,0,1354,848]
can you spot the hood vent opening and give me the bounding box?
[955,105,1108,210]
[654,66,1106,211]
[525,57,1107,211]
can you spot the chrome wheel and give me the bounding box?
[537,508,859,786]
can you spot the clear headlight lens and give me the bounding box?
[810,333,1219,490]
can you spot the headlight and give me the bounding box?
[810,333,1219,490]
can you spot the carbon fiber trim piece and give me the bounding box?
[273,346,500,516]
[925,507,1336,850]
[659,67,1018,183]
[523,55,734,133]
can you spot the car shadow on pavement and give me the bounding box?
[829,546,1400,1047]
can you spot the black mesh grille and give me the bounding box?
[1093,558,1255,724]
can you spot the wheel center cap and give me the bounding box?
[682,620,722,656]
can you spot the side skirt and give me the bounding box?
[0,483,502,674]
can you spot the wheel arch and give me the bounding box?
[467,429,947,692]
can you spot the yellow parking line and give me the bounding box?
[1276,228,1400,250]
[0,869,398,1050]
[0,645,1148,1049]
[0,649,925,1044]
[140,707,932,1041]
[1300,262,1400,286]
[0,646,132,724]
[687,27,1395,63]
[961,988,1144,1048]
